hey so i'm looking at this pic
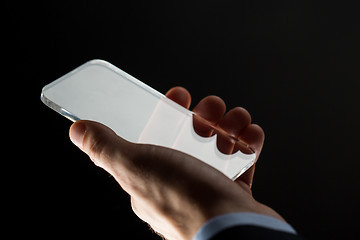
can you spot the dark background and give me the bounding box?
[8,0,359,239]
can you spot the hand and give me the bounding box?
[69,87,284,240]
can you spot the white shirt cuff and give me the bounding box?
[193,212,297,240]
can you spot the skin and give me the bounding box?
[69,87,285,240]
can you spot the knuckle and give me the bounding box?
[83,130,108,163]
[130,198,138,214]
[130,198,144,220]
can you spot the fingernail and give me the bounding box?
[70,122,86,148]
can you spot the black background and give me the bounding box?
[8,1,360,239]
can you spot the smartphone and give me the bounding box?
[41,59,255,180]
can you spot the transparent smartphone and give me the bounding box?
[41,60,256,180]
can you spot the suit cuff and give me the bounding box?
[193,212,297,240]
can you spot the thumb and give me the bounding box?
[69,120,133,176]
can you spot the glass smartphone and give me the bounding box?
[41,60,255,180]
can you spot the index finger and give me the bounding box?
[165,86,192,109]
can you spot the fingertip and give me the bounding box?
[165,86,192,109]
[218,107,252,137]
[193,95,226,123]
[69,120,87,149]
[251,124,265,141]
[240,124,265,154]
[192,96,226,137]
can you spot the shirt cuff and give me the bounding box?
[193,212,297,240]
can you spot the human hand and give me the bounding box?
[69,87,284,240]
